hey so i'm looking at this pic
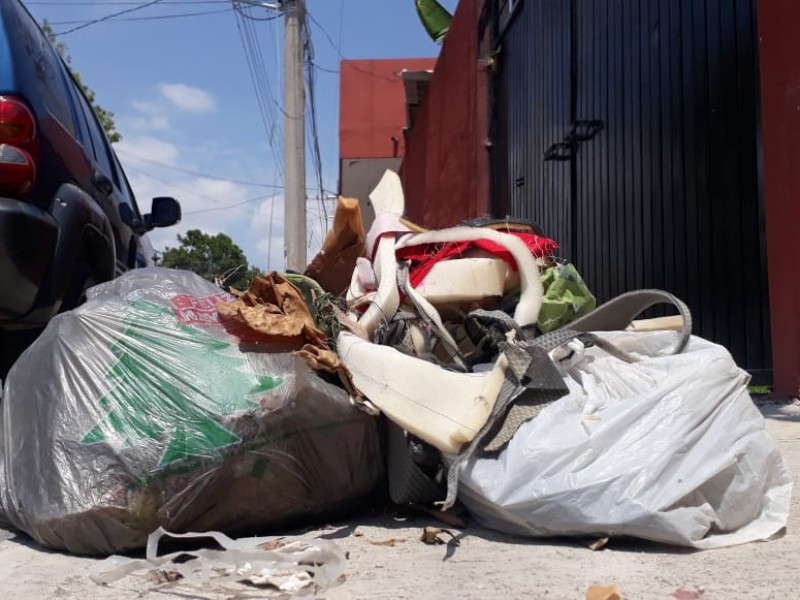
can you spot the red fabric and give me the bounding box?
[396,232,558,288]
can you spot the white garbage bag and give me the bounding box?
[457,331,792,548]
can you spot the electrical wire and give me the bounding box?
[302,11,328,235]
[48,8,232,25]
[184,194,277,215]
[30,1,229,4]
[310,60,338,74]
[125,163,273,217]
[265,11,284,270]
[231,1,285,178]
[55,0,167,35]
[118,148,323,190]
[234,10,280,21]
[305,9,399,83]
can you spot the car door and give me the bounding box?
[112,152,154,268]
[67,80,136,275]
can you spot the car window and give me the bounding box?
[71,80,120,188]
[61,62,93,154]
[112,152,142,216]
[8,6,77,137]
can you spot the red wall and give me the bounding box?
[400,0,490,228]
[757,0,800,396]
[339,58,436,160]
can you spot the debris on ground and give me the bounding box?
[671,589,704,600]
[89,528,346,598]
[420,526,458,546]
[586,584,622,600]
[585,538,609,551]
[366,538,404,547]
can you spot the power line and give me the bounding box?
[126,163,271,217]
[118,149,314,190]
[233,9,280,22]
[310,60,338,74]
[30,1,230,4]
[55,0,167,35]
[305,9,399,83]
[48,8,232,25]
[232,1,285,179]
[184,194,277,215]
[303,15,328,234]
[265,9,284,271]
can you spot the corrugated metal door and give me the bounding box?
[503,0,573,256]
[496,0,770,381]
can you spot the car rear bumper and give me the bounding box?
[0,197,58,321]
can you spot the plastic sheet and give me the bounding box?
[90,527,347,597]
[457,331,792,548]
[0,268,383,555]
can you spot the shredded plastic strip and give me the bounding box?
[90,527,347,597]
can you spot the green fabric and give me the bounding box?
[536,263,596,333]
[414,0,453,44]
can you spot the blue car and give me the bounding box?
[0,0,181,372]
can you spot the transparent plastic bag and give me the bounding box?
[0,268,383,555]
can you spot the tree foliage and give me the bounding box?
[42,21,121,143]
[160,229,261,291]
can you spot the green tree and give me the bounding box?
[42,21,121,143]
[160,229,261,291]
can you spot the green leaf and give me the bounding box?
[414,0,453,44]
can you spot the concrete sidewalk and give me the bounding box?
[0,403,797,600]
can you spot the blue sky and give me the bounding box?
[23,0,457,271]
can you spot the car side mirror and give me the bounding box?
[145,197,181,230]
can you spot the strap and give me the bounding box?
[533,289,692,356]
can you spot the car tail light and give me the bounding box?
[0,96,38,194]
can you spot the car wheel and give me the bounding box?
[0,327,44,380]
[1,264,97,380]
[62,262,97,312]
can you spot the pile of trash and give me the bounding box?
[328,171,792,549]
[0,170,791,572]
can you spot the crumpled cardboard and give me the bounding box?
[218,273,350,384]
[305,196,366,295]
[220,272,324,345]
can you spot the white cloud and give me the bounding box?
[131,99,160,116]
[128,100,170,131]
[114,125,294,272]
[249,197,284,271]
[127,115,170,132]
[158,83,216,112]
[126,169,287,272]
[117,135,179,167]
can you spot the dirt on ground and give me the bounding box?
[0,402,797,600]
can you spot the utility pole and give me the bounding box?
[283,0,306,272]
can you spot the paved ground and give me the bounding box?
[0,402,797,600]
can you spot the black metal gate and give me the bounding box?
[493,0,771,381]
